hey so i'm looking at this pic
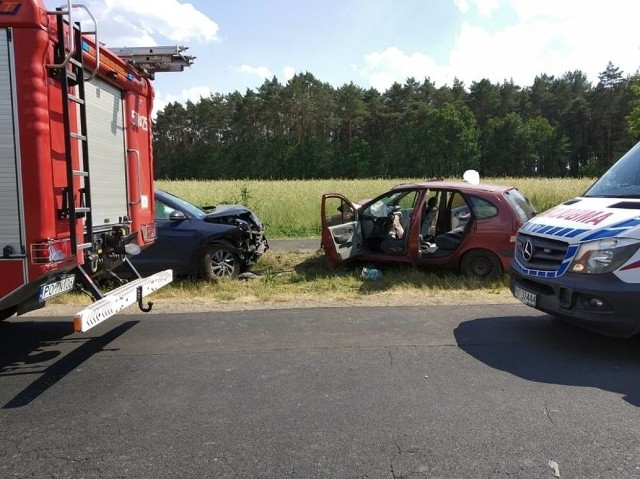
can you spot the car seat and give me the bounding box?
[434,230,464,250]
[381,237,407,255]
[421,197,438,239]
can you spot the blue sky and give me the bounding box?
[43,0,640,115]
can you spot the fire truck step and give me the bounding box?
[77,243,92,250]
[72,169,88,177]
[68,94,85,105]
[68,57,82,68]
[70,132,87,141]
[75,207,91,214]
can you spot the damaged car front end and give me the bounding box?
[129,190,269,279]
[200,204,269,277]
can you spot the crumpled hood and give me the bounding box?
[203,204,263,229]
[520,197,640,243]
[205,204,251,218]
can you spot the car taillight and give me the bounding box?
[30,239,74,265]
[141,223,157,242]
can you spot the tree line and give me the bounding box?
[153,62,640,180]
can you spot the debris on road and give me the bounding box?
[361,267,383,281]
[548,460,560,477]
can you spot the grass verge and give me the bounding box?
[50,249,519,312]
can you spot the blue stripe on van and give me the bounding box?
[519,222,588,238]
[582,217,640,241]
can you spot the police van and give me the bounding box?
[510,141,640,337]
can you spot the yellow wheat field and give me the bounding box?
[156,177,595,238]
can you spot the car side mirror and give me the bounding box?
[169,210,186,221]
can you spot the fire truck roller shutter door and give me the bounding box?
[84,78,128,231]
[0,29,23,257]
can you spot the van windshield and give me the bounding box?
[585,141,640,198]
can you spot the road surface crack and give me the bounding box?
[543,403,557,426]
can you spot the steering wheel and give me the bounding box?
[374,216,388,227]
[373,216,390,234]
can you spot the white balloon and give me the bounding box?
[463,169,480,185]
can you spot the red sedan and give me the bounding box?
[321,179,536,279]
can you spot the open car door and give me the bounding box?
[321,194,362,267]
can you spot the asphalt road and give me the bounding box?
[1,304,640,478]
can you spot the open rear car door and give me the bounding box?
[321,194,362,268]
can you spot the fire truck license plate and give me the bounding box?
[38,275,75,302]
[514,285,537,307]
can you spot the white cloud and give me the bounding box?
[474,0,502,16]
[360,47,446,91]
[153,85,213,116]
[46,0,219,48]
[105,0,218,43]
[237,64,273,79]
[360,0,640,92]
[453,0,470,13]
[454,0,502,16]
[283,66,296,81]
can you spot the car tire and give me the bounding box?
[202,245,241,279]
[461,249,503,279]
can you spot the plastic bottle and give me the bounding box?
[361,267,382,281]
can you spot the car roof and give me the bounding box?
[391,180,513,193]
[155,189,176,199]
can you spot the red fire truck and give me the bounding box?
[0,1,193,332]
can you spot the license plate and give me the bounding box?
[38,275,75,302]
[514,285,537,307]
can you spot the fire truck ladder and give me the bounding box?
[49,4,99,256]
[112,45,195,78]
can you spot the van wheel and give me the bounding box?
[202,246,241,279]
[461,249,502,279]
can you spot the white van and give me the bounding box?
[510,141,640,337]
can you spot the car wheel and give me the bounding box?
[202,246,241,279]
[461,249,503,279]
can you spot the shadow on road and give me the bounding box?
[0,319,138,408]
[454,314,640,406]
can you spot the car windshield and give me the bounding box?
[504,188,536,222]
[585,141,640,198]
[161,191,207,219]
[367,191,414,217]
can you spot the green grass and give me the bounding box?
[157,177,595,238]
[174,249,511,304]
[50,250,512,308]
